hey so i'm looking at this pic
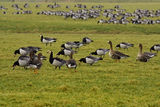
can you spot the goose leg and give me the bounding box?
[34,69,38,74]
[55,66,57,69]
[59,66,61,70]
[50,43,52,46]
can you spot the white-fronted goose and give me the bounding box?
[79,56,103,65]
[90,48,109,58]
[150,44,160,53]
[116,42,134,49]
[66,52,77,72]
[137,44,156,62]
[40,34,56,46]
[27,53,43,73]
[108,41,129,61]
[48,50,66,69]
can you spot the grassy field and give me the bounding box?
[1,2,160,107]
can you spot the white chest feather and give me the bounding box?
[97,50,104,55]
[19,49,28,55]
[52,60,62,66]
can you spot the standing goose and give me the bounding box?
[79,56,103,65]
[90,48,109,58]
[108,41,129,61]
[57,48,76,57]
[66,52,77,72]
[137,44,156,62]
[27,53,43,73]
[47,50,66,69]
[40,34,56,46]
[82,37,93,44]
[116,42,134,50]
[150,44,160,53]
[12,55,30,69]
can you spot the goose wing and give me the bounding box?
[114,51,129,58]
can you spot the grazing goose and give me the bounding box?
[12,55,30,69]
[90,48,109,58]
[40,34,56,46]
[61,42,75,49]
[79,56,103,65]
[82,37,93,44]
[116,42,134,49]
[27,53,43,73]
[150,44,160,53]
[57,48,76,57]
[48,50,66,69]
[27,46,42,52]
[14,46,41,56]
[108,41,129,61]
[66,52,77,72]
[137,44,156,62]
[29,51,46,61]
[72,41,84,50]
[14,47,31,56]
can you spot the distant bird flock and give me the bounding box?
[1,3,160,24]
[13,34,160,73]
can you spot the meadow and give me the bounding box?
[1,2,160,107]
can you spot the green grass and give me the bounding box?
[1,2,160,106]
[0,2,160,34]
[1,33,160,106]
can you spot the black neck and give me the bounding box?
[49,51,53,64]
[41,36,43,42]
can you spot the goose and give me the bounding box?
[47,50,66,69]
[61,42,75,49]
[79,56,103,65]
[14,47,30,56]
[66,52,77,72]
[72,41,84,50]
[108,41,129,61]
[40,34,56,46]
[12,55,30,69]
[137,44,156,62]
[14,46,41,56]
[116,42,134,49]
[82,37,93,44]
[27,53,43,73]
[29,51,46,61]
[150,44,160,53]
[27,46,42,52]
[57,48,76,57]
[90,48,109,58]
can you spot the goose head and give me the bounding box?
[14,49,20,56]
[12,61,19,70]
[150,46,154,52]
